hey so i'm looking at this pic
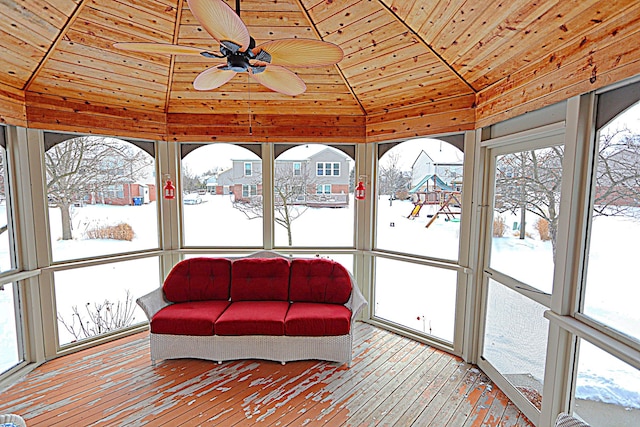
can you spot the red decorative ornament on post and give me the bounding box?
[163,177,175,200]
[355,181,366,201]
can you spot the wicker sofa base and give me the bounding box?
[149,332,354,365]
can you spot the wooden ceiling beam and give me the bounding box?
[375,0,477,94]
[294,0,367,115]
[23,0,89,92]
[165,0,185,114]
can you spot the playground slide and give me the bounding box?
[408,205,421,218]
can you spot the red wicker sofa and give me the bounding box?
[136,251,367,366]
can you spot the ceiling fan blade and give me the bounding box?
[250,65,306,96]
[187,0,250,52]
[113,42,207,56]
[193,66,237,90]
[253,39,344,68]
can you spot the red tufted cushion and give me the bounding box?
[215,301,289,336]
[285,302,351,336]
[163,258,231,303]
[231,258,290,301]
[151,300,230,336]
[289,259,352,304]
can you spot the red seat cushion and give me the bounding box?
[289,259,352,304]
[163,257,232,303]
[151,300,231,336]
[285,302,352,336]
[215,301,289,336]
[231,258,290,301]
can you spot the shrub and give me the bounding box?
[57,290,136,341]
[493,215,506,237]
[535,218,551,241]
[86,222,135,241]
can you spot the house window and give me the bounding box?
[242,184,257,197]
[316,184,331,194]
[107,184,124,199]
[316,162,340,176]
[244,162,252,176]
[293,162,301,176]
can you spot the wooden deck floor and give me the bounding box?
[0,323,534,426]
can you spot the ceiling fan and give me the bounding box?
[113,0,343,96]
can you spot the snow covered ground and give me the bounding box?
[0,195,639,413]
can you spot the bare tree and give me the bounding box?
[233,162,316,246]
[495,147,564,258]
[495,127,640,259]
[45,137,152,240]
[181,165,202,193]
[379,152,410,203]
[592,129,640,217]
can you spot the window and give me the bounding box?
[242,184,257,197]
[244,162,252,176]
[274,144,354,247]
[55,257,159,346]
[581,102,640,342]
[375,138,463,261]
[0,282,21,374]
[567,100,640,426]
[490,146,563,294]
[479,134,564,418]
[572,339,640,426]
[374,257,456,343]
[45,136,158,262]
[316,162,339,176]
[0,143,16,272]
[482,279,549,410]
[316,184,331,194]
[0,140,21,374]
[181,144,262,247]
[107,184,124,199]
[293,162,301,176]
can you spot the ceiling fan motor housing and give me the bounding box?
[225,52,251,72]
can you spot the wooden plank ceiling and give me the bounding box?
[1,0,639,142]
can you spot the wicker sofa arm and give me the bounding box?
[346,271,367,322]
[136,287,171,320]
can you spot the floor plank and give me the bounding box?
[0,323,534,426]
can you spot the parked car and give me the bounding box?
[183,193,202,205]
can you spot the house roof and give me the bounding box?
[1,0,638,143]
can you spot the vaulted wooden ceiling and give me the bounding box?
[1,0,639,143]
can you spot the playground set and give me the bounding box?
[407,174,462,227]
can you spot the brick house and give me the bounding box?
[214,147,350,206]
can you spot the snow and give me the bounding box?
[1,195,639,411]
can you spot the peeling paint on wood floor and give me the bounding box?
[0,323,534,426]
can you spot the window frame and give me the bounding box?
[316,162,339,176]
